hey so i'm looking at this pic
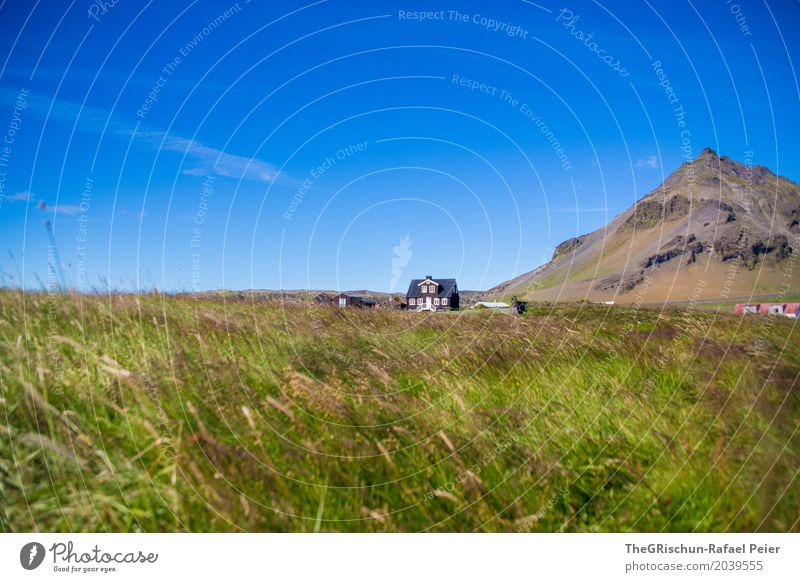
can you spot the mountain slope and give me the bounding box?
[490,148,800,303]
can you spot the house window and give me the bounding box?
[434,298,439,305]
[442,298,448,306]
[409,298,415,305]
[338,297,346,307]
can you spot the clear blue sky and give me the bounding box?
[0,0,798,293]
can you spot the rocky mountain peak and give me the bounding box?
[489,150,800,302]
[699,146,718,158]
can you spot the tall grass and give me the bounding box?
[0,290,798,532]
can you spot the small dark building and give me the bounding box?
[314,292,333,304]
[511,299,527,314]
[332,293,376,308]
[406,276,460,311]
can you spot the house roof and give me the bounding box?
[406,278,458,298]
[473,301,509,308]
[331,293,377,305]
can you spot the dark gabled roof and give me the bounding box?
[406,278,458,298]
[335,293,376,303]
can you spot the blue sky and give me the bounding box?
[0,0,798,293]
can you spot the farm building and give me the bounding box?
[406,276,460,311]
[331,293,377,308]
[472,300,527,314]
[733,303,799,317]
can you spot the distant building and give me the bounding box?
[332,293,376,308]
[734,303,799,318]
[314,292,333,303]
[470,300,527,314]
[406,276,460,311]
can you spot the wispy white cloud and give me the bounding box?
[44,203,82,215]
[7,191,33,202]
[635,155,658,169]
[0,88,281,183]
[1,190,82,215]
[133,130,279,182]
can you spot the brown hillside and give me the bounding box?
[489,148,800,303]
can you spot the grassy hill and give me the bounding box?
[1,290,798,532]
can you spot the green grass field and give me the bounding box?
[1,290,798,532]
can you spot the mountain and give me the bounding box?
[489,148,800,303]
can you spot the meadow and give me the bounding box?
[1,290,798,532]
